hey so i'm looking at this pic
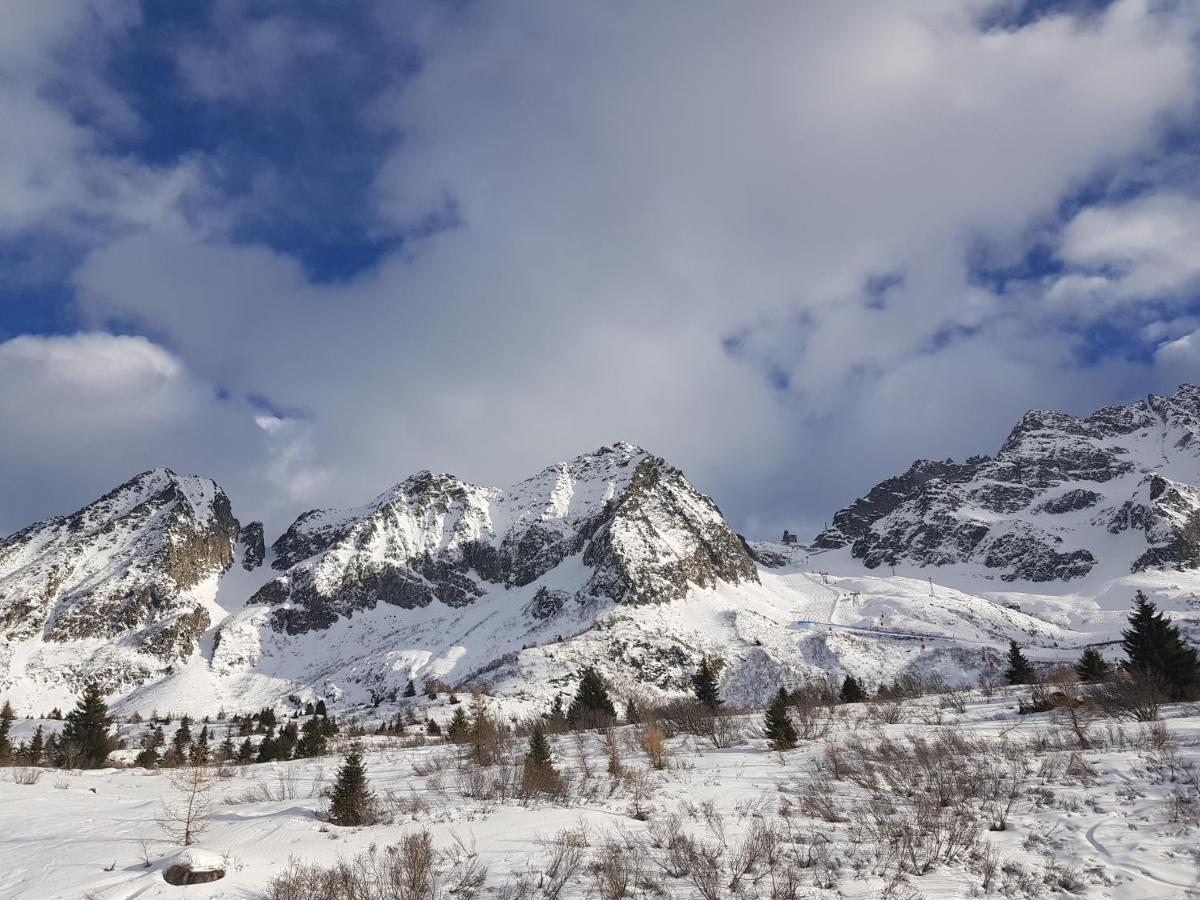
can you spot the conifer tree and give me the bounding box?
[297,717,327,757]
[315,699,327,717]
[692,657,722,712]
[44,732,61,766]
[134,743,160,769]
[237,738,255,764]
[276,721,299,760]
[426,718,442,737]
[28,725,44,765]
[522,722,563,794]
[217,731,235,764]
[0,700,14,760]
[624,698,640,725]
[567,667,616,729]
[1122,591,1200,701]
[447,707,470,743]
[403,680,417,698]
[172,716,193,759]
[839,674,866,704]
[1075,648,1112,683]
[61,682,113,768]
[764,688,797,751]
[328,747,376,826]
[190,725,210,765]
[257,728,279,763]
[1005,641,1035,686]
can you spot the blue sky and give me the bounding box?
[2,0,1199,538]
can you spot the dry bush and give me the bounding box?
[267,830,487,900]
[1091,671,1167,722]
[863,701,906,726]
[537,829,588,900]
[602,729,623,778]
[590,837,645,900]
[9,767,42,785]
[639,725,669,770]
[623,768,656,820]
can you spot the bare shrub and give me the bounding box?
[538,829,587,900]
[1092,670,1167,722]
[159,764,215,846]
[9,767,42,785]
[603,728,623,778]
[266,830,487,900]
[639,725,669,770]
[590,836,644,900]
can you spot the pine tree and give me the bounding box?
[28,725,44,765]
[257,728,278,763]
[567,667,616,729]
[328,748,376,826]
[217,731,235,763]
[1075,648,1112,683]
[276,721,299,760]
[315,699,328,717]
[190,725,210,765]
[624,698,640,725]
[1005,641,1035,686]
[297,717,327,757]
[0,700,14,760]
[172,716,193,757]
[839,675,866,704]
[426,718,442,737]
[764,688,797,751]
[447,707,470,743]
[403,680,417,698]
[692,657,722,712]
[237,738,255,764]
[61,682,113,768]
[1122,591,1200,701]
[522,722,563,794]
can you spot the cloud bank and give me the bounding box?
[2,0,1199,539]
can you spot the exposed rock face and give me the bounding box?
[0,469,240,658]
[252,443,758,634]
[815,385,1200,581]
[237,521,266,571]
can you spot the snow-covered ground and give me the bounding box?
[2,687,1199,899]
[7,547,1200,726]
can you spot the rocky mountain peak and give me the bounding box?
[814,384,1200,582]
[0,469,243,692]
[250,442,755,634]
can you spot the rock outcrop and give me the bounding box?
[814,385,1200,581]
[252,443,758,634]
[0,468,240,660]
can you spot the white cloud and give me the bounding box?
[1051,193,1200,312]
[2,0,1199,539]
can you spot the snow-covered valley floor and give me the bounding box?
[2,687,1200,899]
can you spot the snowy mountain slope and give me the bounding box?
[813,384,1200,582]
[0,468,258,697]
[3,402,1200,719]
[250,442,757,635]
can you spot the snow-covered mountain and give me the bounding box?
[2,396,1198,719]
[0,468,261,694]
[250,442,757,635]
[813,384,1200,581]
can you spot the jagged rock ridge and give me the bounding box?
[814,385,1200,581]
[0,469,243,668]
[252,442,758,633]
